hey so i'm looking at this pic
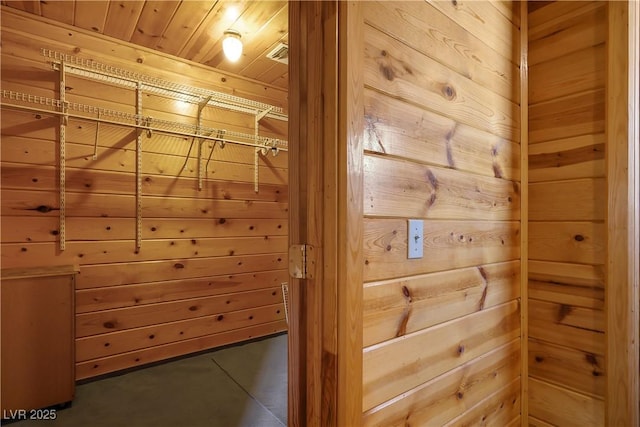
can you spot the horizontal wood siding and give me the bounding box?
[527,2,606,424]
[361,2,521,424]
[0,9,288,380]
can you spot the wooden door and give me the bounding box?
[287,1,364,425]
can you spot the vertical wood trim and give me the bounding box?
[338,2,364,425]
[520,2,529,425]
[605,2,640,426]
[321,2,339,425]
[287,2,305,426]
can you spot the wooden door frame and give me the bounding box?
[605,1,639,426]
[287,1,364,426]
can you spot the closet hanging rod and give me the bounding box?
[41,49,288,122]
[1,94,288,152]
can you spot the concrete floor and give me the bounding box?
[14,333,287,427]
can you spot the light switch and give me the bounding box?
[408,219,423,259]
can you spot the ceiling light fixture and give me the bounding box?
[222,30,243,62]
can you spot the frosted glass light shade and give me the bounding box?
[223,31,243,62]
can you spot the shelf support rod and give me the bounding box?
[253,107,273,193]
[92,110,100,160]
[135,82,143,252]
[197,96,211,191]
[58,61,67,251]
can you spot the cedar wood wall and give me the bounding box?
[0,8,288,380]
[527,2,606,425]
[359,2,522,425]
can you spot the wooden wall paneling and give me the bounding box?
[426,0,519,65]
[363,1,518,102]
[529,3,606,65]
[363,260,519,347]
[529,44,605,104]
[363,89,520,181]
[1,217,287,244]
[528,221,605,265]
[0,135,288,186]
[75,303,285,361]
[0,189,288,221]
[76,270,288,313]
[363,154,520,221]
[76,286,284,337]
[529,377,604,427]
[362,340,520,427]
[362,301,520,411]
[361,1,521,424]
[528,280,604,311]
[529,260,604,289]
[363,219,520,282]
[529,133,605,183]
[441,378,521,427]
[529,89,605,144]
[364,25,519,142]
[76,320,286,380]
[75,253,286,289]
[606,1,640,425]
[528,337,604,399]
[529,178,605,221]
[2,235,288,268]
[528,317,604,358]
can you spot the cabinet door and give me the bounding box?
[1,274,75,412]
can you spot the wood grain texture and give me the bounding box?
[529,3,606,64]
[529,221,605,265]
[338,2,365,424]
[76,270,288,313]
[360,2,521,424]
[529,133,605,183]
[426,0,519,65]
[76,287,283,337]
[529,44,605,105]
[363,24,519,142]
[1,217,287,243]
[363,340,520,427]
[363,219,520,282]
[76,303,284,362]
[363,301,520,411]
[364,89,520,181]
[529,279,604,311]
[364,154,520,221]
[529,303,604,356]
[363,261,519,347]
[529,178,605,221]
[363,1,518,102]
[529,377,604,427]
[605,2,639,425]
[529,89,605,144]
[529,337,604,398]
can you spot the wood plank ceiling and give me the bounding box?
[0,0,289,89]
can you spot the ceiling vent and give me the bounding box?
[266,43,289,65]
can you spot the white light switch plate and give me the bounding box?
[408,219,423,259]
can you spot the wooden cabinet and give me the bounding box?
[1,265,78,413]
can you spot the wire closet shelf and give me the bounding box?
[0,48,289,251]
